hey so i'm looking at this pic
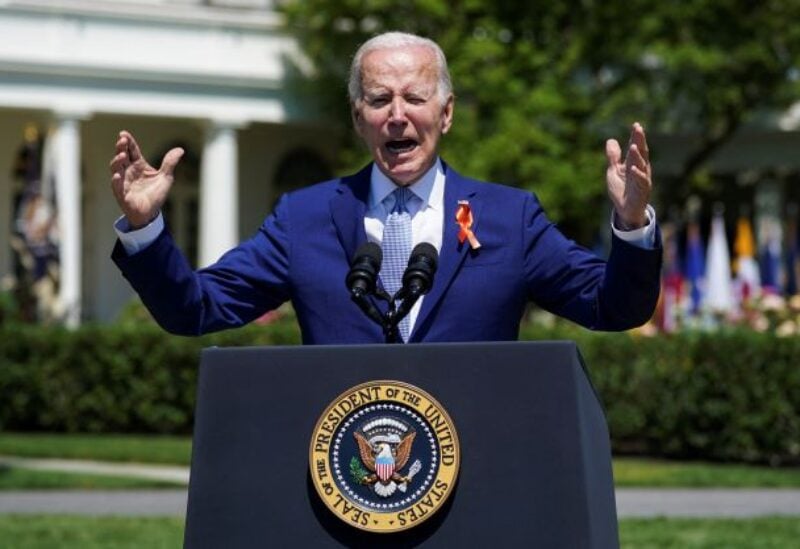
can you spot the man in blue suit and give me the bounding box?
[110,32,661,344]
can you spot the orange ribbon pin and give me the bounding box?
[455,200,481,250]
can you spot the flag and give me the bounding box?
[684,219,705,316]
[704,213,734,314]
[759,218,782,295]
[733,215,760,304]
[656,223,683,332]
[784,210,799,296]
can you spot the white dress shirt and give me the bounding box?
[363,160,446,333]
[115,157,656,335]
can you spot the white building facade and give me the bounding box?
[0,0,337,325]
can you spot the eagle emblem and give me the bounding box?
[350,417,422,498]
[310,381,461,533]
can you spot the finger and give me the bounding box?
[110,172,125,201]
[605,139,622,168]
[110,162,131,190]
[111,171,124,188]
[626,144,648,174]
[109,161,129,188]
[159,147,185,177]
[629,165,652,189]
[109,151,128,173]
[630,122,650,163]
[115,135,128,156]
[119,130,143,162]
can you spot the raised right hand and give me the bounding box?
[109,130,184,229]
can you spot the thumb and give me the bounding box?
[159,147,185,177]
[605,139,622,168]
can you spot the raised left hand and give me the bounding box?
[605,122,652,230]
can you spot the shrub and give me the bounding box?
[522,324,800,465]
[1,314,798,464]
[0,311,300,434]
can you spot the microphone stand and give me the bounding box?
[383,287,424,344]
[379,288,403,344]
[349,286,402,344]
[349,288,386,329]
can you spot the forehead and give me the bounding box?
[360,46,438,93]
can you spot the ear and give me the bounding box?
[351,103,364,137]
[440,94,454,135]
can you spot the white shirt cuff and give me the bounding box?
[114,213,165,255]
[611,205,656,249]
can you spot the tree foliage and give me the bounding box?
[281,0,800,241]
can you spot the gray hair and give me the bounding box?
[348,32,453,106]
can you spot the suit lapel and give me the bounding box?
[330,165,371,262]
[412,165,483,339]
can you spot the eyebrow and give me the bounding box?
[363,86,434,98]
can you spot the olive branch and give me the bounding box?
[349,456,370,485]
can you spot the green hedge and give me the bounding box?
[519,325,800,465]
[0,318,299,435]
[579,330,800,465]
[1,318,798,465]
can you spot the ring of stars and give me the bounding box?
[330,402,438,511]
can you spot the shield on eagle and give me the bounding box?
[375,452,394,482]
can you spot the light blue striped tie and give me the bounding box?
[381,187,413,341]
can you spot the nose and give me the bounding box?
[388,97,407,124]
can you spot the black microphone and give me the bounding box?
[346,243,387,330]
[401,243,438,298]
[346,243,382,297]
[392,243,438,326]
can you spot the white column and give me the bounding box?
[53,113,84,328]
[199,122,240,267]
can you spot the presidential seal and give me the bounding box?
[309,380,460,533]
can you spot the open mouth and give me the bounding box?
[385,139,418,154]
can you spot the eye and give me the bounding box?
[366,95,390,108]
[405,95,426,105]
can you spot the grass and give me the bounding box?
[613,457,800,488]
[0,467,183,491]
[0,516,184,548]
[0,516,798,548]
[0,433,191,466]
[2,433,799,488]
[618,516,800,548]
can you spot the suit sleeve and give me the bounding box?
[111,195,293,335]
[522,193,662,331]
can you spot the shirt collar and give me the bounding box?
[369,158,445,212]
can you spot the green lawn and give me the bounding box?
[2,433,799,488]
[0,433,191,465]
[613,457,800,488]
[0,467,183,490]
[0,516,798,548]
[619,517,800,548]
[0,516,184,548]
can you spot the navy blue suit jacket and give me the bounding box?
[112,163,661,343]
